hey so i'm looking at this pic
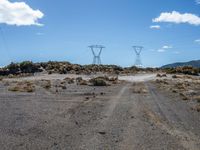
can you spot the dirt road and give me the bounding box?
[0,74,199,150]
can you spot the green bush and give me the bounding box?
[6,62,20,74]
[19,61,37,73]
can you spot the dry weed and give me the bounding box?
[8,81,35,92]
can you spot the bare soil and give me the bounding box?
[0,73,199,150]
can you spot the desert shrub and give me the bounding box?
[8,81,35,92]
[175,82,187,90]
[76,77,83,82]
[76,77,88,85]
[42,80,51,89]
[195,105,200,112]
[59,84,67,89]
[108,76,118,82]
[89,77,107,86]
[19,61,41,73]
[161,74,167,77]
[6,62,20,74]
[172,75,178,78]
[59,68,67,74]
[194,96,200,103]
[180,93,189,101]
[48,71,53,74]
[3,61,42,75]
[79,80,88,85]
[157,74,162,77]
[164,68,176,74]
[164,66,199,76]
[64,77,74,84]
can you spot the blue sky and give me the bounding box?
[0,0,200,67]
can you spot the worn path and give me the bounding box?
[0,74,199,150]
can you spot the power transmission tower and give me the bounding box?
[89,45,105,65]
[133,46,143,67]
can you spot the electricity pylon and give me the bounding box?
[89,45,105,65]
[133,46,143,67]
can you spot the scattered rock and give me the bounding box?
[98,131,106,135]
[100,92,105,95]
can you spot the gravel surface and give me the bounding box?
[0,74,199,150]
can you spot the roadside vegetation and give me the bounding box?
[0,61,199,77]
[0,61,159,76]
[163,66,200,76]
[155,74,200,112]
[8,81,35,93]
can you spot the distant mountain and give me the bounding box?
[162,60,200,68]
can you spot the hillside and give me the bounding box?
[162,60,200,68]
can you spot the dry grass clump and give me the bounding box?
[75,77,87,85]
[174,82,187,90]
[194,96,200,103]
[133,88,148,94]
[59,80,67,89]
[64,77,74,84]
[172,75,179,79]
[108,76,119,84]
[132,82,148,94]
[155,79,169,85]
[8,81,35,92]
[196,105,200,112]
[76,77,88,85]
[179,93,189,101]
[164,66,199,76]
[42,80,51,89]
[59,84,67,89]
[89,77,108,86]
[157,73,167,78]
[192,105,200,112]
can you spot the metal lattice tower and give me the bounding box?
[89,45,105,65]
[133,46,143,67]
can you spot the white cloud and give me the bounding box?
[153,11,200,26]
[0,0,44,26]
[195,39,200,44]
[157,49,166,52]
[196,0,200,5]
[150,25,161,29]
[162,45,173,49]
[157,45,172,53]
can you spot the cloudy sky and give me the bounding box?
[0,0,200,67]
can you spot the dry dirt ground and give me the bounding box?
[0,73,199,150]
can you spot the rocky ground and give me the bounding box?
[0,73,199,150]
